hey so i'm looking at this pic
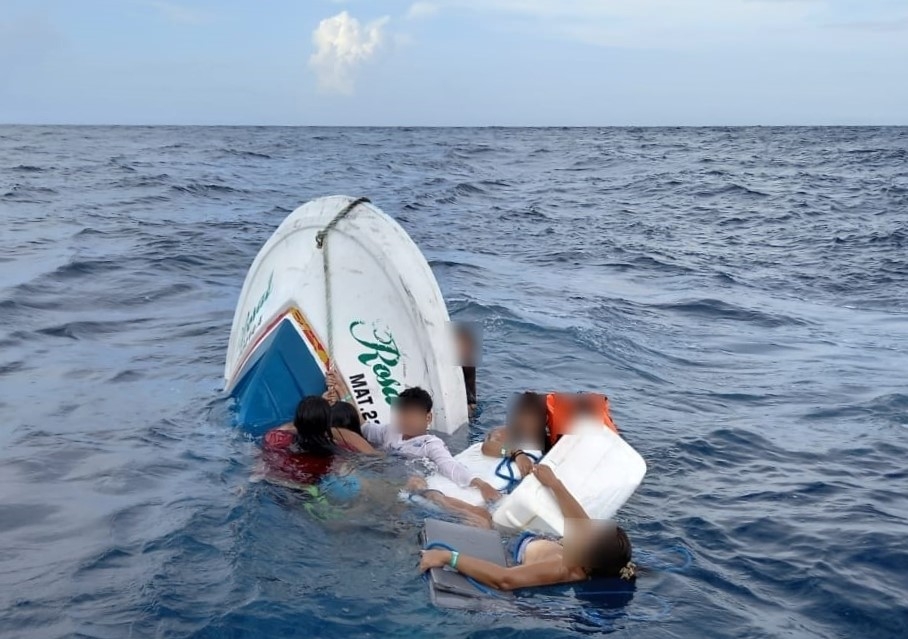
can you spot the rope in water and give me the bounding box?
[315,197,370,363]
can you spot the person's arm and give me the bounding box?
[426,438,499,502]
[419,550,580,590]
[332,428,382,455]
[533,465,588,520]
[360,421,387,447]
[479,429,533,477]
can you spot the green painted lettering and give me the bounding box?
[350,320,404,406]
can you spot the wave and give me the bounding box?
[693,183,770,198]
[0,360,26,376]
[220,148,272,160]
[651,298,806,327]
[171,183,246,195]
[834,228,906,249]
[48,259,122,280]
[803,393,908,428]
[843,147,907,160]
[453,182,486,196]
[35,319,150,340]
[427,258,482,273]
[451,145,496,156]
[3,184,58,200]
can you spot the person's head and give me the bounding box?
[393,387,433,437]
[293,396,335,457]
[455,323,476,367]
[331,401,363,437]
[506,392,548,450]
[564,520,636,581]
[574,393,601,421]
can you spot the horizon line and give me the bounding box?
[2,122,907,128]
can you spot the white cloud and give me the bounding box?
[309,11,390,95]
[406,2,439,20]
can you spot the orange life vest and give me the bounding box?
[545,392,618,447]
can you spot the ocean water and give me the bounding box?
[1,125,907,639]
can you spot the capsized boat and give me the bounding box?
[224,196,468,436]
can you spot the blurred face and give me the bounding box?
[394,406,432,438]
[563,520,617,567]
[457,330,474,366]
[508,407,544,447]
[575,394,598,419]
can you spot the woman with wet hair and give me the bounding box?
[419,464,636,589]
[262,395,377,484]
[328,400,381,455]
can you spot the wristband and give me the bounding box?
[509,450,525,462]
[341,393,354,403]
[449,551,459,570]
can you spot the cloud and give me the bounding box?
[139,1,211,25]
[406,2,439,20]
[309,11,389,95]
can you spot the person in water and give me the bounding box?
[480,391,549,477]
[361,387,501,504]
[262,395,377,483]
[454,322,478,415]
[330,399,366,439]
[419,464,636,589]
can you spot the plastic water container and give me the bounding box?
[492,419,647,536]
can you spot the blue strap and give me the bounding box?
[494,452,542,494]
[493,457,517,492]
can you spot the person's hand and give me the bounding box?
[322,386,339,405]
[406,476,428,492]
[513,452,533,477]
[472,479,501,504]
[419,549,452,572]
[326,366,344,393]
[532,464,561,489]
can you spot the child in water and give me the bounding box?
[361,387,501,504]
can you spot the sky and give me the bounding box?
[0,0,906,125]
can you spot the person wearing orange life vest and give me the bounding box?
[481,391,619,477]
[546,391,618,443]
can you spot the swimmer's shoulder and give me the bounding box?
[484,427,507,442]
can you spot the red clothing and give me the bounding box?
[262,428,333,484]
[263,428,297,449]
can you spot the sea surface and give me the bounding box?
[1,126,907,639]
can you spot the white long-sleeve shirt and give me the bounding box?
[361,422,475,488]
